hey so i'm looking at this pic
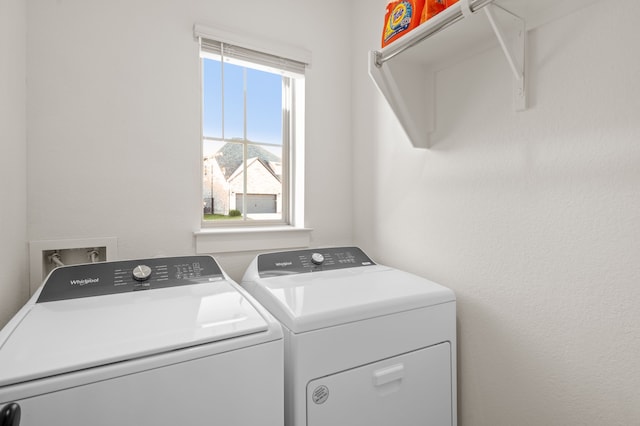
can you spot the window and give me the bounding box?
[198,33,307,227]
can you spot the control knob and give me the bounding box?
[132,265,152,282]
[311,252,325,265]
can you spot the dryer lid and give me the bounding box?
[244,252,455,334]
[0,280,269,387]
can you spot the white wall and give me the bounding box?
[9,2,639,423]
[25,0,353,283]
[0,0,28,327]
[352,0,640,424]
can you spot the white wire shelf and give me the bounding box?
[368,0,601,148]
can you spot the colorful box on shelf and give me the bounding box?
[381,0,460,48]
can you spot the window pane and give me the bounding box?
[202,58,222,139]
[244,144,283,221]
[203,141,243,221]
[223,62,245,140]
[247,69,282,145]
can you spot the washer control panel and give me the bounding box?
[37,256,224,303]
[257,247,375,278]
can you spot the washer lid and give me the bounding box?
[243,248,455,334]
[0,280,269,387]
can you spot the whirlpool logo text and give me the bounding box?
[70,278,100,286]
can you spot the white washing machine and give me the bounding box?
[0,255,283,426]
[241,246,457,426]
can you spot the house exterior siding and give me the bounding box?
[228,159,281,213]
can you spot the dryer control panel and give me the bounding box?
[37,256,224,303]
[257,247,375,278]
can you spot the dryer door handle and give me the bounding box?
[0,403,21,426]
[373,363,405,386]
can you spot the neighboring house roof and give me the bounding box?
[228,157,282,183]
[214,143,281,180]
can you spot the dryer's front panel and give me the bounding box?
[306,342,452,426]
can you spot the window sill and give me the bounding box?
[194,226,313,254]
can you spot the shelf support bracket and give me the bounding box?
[484,4,527,111]
[368,51,433,149]
[459,0,473,18]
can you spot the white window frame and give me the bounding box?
[193,24,312,253]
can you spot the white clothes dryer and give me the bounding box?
[0,255,283,426]
[241,247,457,426]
